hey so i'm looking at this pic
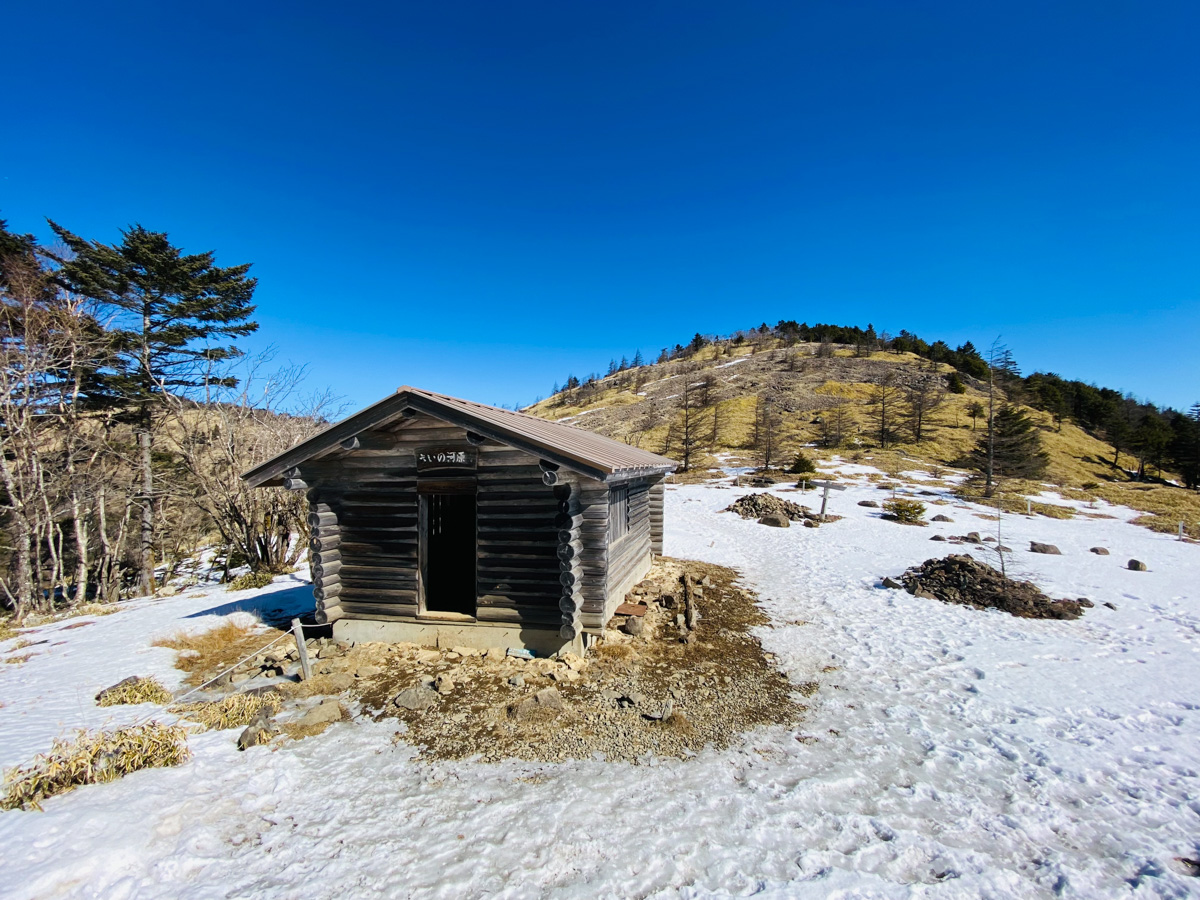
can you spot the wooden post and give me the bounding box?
[814,480,847,523]
[292,618,312,681]
[1181,522,1186,542]
[1027,499,1032,516]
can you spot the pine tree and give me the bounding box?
[50,223,257,594]
[969,405,1048,495]
[632,349,643,367]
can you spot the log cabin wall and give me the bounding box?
[603,478,654,622]
[297,412,569,631]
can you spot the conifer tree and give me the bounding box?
[969,405,1048,495]
[50,223,257,594]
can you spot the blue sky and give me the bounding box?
[2,1,1197,412]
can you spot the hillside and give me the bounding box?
[526,336,1200,537]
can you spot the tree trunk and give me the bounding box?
[139,427,156,595]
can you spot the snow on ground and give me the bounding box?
[1,477,1199,899]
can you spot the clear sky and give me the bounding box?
[3,1,1197,412]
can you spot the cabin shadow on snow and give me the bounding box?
[185,581,317,628]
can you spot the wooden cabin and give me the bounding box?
[242,387,676,654]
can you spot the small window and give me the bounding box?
[610,485,629,542]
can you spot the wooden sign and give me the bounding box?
[416,447,477,472]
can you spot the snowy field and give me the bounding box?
[1,469,1199,899]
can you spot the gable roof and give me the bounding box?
[242,386,677,488]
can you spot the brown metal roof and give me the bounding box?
[242,385,676,488]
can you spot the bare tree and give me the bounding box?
[869,369,902,449]
[164,351,342,575]
[903,376,945,442]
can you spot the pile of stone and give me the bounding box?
[724,493,838,527]
[892,554,1087,620]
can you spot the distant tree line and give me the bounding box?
[1,217,333,619]
[547,320,1200,488]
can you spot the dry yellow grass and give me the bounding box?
[96,678,173,707]
[1,724,190,811]
[153,620,285,688]
[170,693,281,731]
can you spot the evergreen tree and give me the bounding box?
[50,223,257,594]
[632,349,643,367]
[969,405,1048,495]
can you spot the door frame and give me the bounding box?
[416,479,477,620]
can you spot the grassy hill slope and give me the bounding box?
[525,337,1200,536]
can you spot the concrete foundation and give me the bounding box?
[333,617,583,657]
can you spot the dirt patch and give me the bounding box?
[897,554,1085,620]
[354,557,806,763]
[723,493,841,524]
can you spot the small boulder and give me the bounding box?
[965,532,982,543]
[1090,547,1110,556]
[297,700,343,728]
[803,519,818,528]
[930,534,947,541]
[1127,559,1147,571]
[758,513,790,528]
[237,720,274,751]
[931,514,953,523]
[394,686,439,711]
[660,593,678,609]
[508,674,525,688]
[354,665,383,679]
[857,500,879,508]
[323,672,355,692]
[1030,541,1062,555]
[623,616,645,637]
[1078,598,1095,608]
[435,673,456,694]
[1103,601,1118,610]
[881,577,903,589]
[983,536,996,543]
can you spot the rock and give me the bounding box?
[802,519,818,528]
[560,653,587,672]
[899,554,1084,620]
[1078,598,1094,608]
[394,686,439,711]
[659,593,677,609]
[881,577,903,589]
[237,721,273,750]
[931,514,953,522]
[997,545,1012,552]
[435,673,456,694]
[354,665,383,679]
[157,583,179,597]
[323,672,355,692]
[94,676,143,703]
[623,616,645,637]
[1029,541,1062,555]
[450,646,480,657]
[930,534,947,541]
[1103,601,1117,610]
[758,513,790,528]
[1090,547,1110,555]
[983,536,996,543]
[857,500,879,508]
[1127,559,1147,571]
[965,532,982,543]
[725,493,811,522]
[484,646,506,662]
[513,687,565,720]
[297,700,343,728]
[508,674,525,688]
